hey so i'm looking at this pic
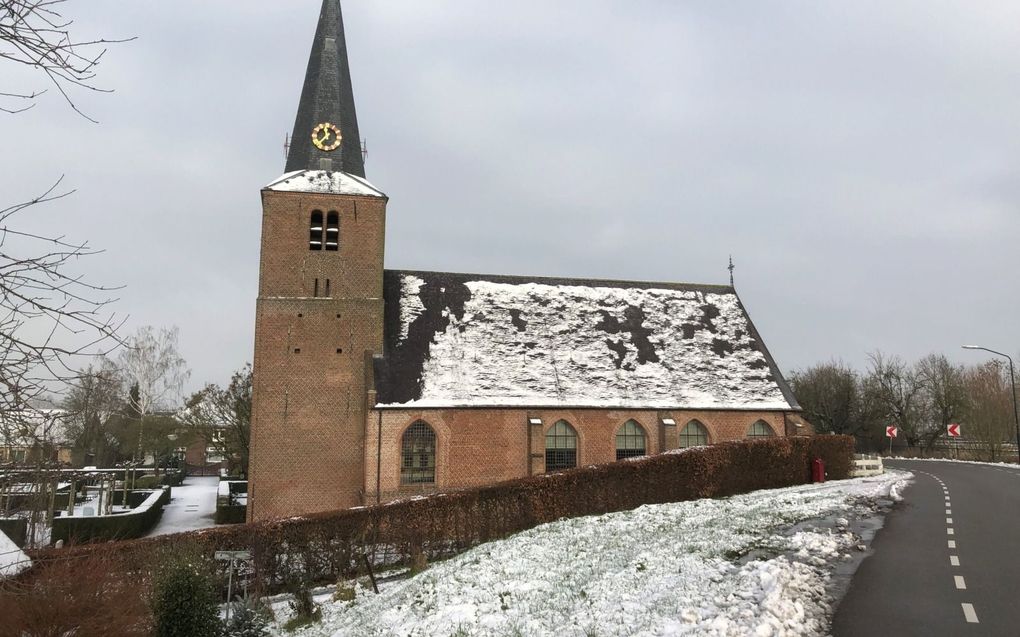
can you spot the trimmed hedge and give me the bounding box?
[51,487,171,545]
[215,481,247,525]
[161,471,185,487]
[0,518,27,548]
[40,436,853,593]
[214,505,247,525]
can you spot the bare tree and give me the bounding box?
[864,351,926,447]
[117,326,189,462]
[61,356,121,466]
[1,0,133,120]
[916,353,968,451]
[963,361,1014,461]
[181,364,252,476]
[0,180,125,449]
[0,0,130,450]
[789,361,863,436]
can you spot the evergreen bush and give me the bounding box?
[223,597,272,637]
[150,547,222,637]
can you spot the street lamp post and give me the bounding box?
[962,345,1020,464]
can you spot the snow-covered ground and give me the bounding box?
[888,456,1019,468]
[146,476,219,536]
[270,472,910,637]
[0,528,30,579]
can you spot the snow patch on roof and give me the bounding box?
[399,276,426,342]
[379,273,794,410]
[264,170,385,197]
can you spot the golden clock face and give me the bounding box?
[312,122,342,152]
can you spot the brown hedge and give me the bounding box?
[22,435,852,598]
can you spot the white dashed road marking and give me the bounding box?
[962,603,979,623]
[911,468,980,627]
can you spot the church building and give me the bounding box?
[248,0,804,522]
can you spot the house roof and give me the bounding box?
[373,270,800,411]
[0,409,72,447]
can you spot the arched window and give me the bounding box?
[401,421,436,485]
[325,211,339,251]
[679,420,709,448]
[615,420,646,460]
[747,420,776,439]
[545,420,577,472]
[309,211,323,250]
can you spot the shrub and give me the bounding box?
[133,475,162,489]
[0,551,150,637]
[223,597,272,637]
[150,547,222,637]
[162,471,185,487]
[282,578,321,631]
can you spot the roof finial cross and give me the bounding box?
[728,255,735,287]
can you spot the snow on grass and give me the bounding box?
[888,456,1019,468]
[272,472,909,637]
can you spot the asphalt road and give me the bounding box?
[832,459,1020,636]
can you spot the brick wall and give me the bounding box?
[363,407,794,503]
[248,188,386,522]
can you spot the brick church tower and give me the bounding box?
[248,0,386,522]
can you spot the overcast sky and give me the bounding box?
[3,0,1019,394]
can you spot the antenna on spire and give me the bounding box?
[284,133,291,161]
[362,139,368,163]
[728,255,735,288]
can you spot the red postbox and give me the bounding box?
[812,458,826,483]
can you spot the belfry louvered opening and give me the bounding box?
[325,211,339,251]
[309,210,324,250]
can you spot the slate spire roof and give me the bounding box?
[285,0,365,177]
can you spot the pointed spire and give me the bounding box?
[286,0,366,177]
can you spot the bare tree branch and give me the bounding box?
[1,0,134,121]
[0,179,126,449]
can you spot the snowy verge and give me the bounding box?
[271,472,911,637]
[887,457,1019,468]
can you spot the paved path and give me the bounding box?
[832,459,1020,636]
[147,476,219,537]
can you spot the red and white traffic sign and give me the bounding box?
[947,423,961,438]
[886,426,898,438]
